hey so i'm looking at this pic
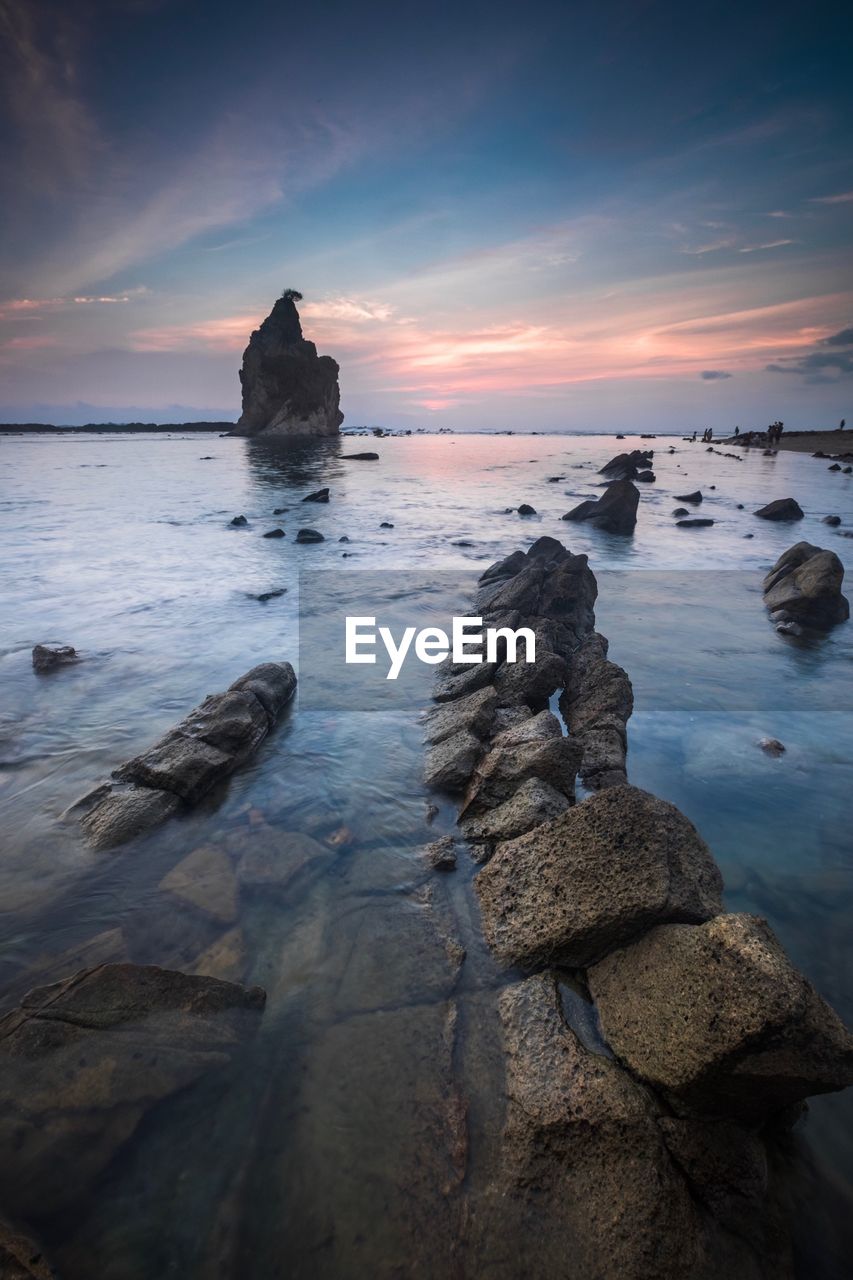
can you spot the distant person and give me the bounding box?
[840,419,846,431]
[734,426,740,436]
[692,430,697,441]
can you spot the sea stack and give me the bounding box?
[234,289,343,438]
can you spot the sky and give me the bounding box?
[1,0,852,432]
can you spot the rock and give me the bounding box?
[296,528,324,543]
[0,1220,55,1279]
[492,647,568,710]
[517,503,537,516]
[476,785,722,969]
[191,926,247,984]
[775,620,803,636]
[433,660,498,703]
[78,663,296,847]
[672,507,689,517]
[758,737,785,756]
[423,684,498,745]
[229,514,248,526]
[490,708,562,748]
[302,487,329,503]
[255,588,286,602]
[636,469,656,482]
[562,478,639,535]
[31,644,77,674]
[159,845,238,923]
[233,292,343,438]
[421,835,457,871]
[341,451,379,460]
[589,913,853,1121]
[78,783,182,851]
[559,632,633,789]
[273,506,288,515]
[461,736,580,819]
[424,729,483,793]
[675,490,703,503]
[828,463,841,471]
[237,828,327,890]
[262,528,285,538]
[598,449,653,481]
[0,964,265,1216]
[763,542,849,629]
[677,518,715,528]
[380,521,394,528]
[754,498,804,521]
[461,776,570,846]
[823,515,841,526]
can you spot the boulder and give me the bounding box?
[262,527,286,538]
[490,708,562,748]
[295,528,324,543]
[559,632,633,788]
[460,736,581,818]
[763,543,849,629]
[302,487,329,503]
[517,503,537,516]
[754,498,804,521]
[675,491,702,503]
[636,469,656,482]
[476,786,723,969]
[598,449,653,481]
[78,783,182,851]
[589,914,853,1121]
[423,684,498,745]
[31,644,77,674]
[229,514,248,526]
[0,964,265,1217]
[492,647,568,709]
[233,292,343,438]
[424,729,483,793]
[562,479,639,535]
[461,776,571,846]
[823,515,841,526]
[421,835,457,871]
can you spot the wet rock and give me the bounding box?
[672,507,689,517]
[191,926,247,984]
[754,498,804,521]
[589,913,853,1121]
[758,737,786,756]
[273,506,288,515]
[492,647,567,709]
[237,828,327,890]
[255,588,286,601]
[229,514,248,526]
[380,521,394,528]
[460,736,580,819]
[675,490,703,503]
[159,845,238,923]
[657,1116,770,1246]
[598,449,653,481]
[828,463,841,471]
[823,515,841,526]
[562,478,639,535]
[423,684,498,745]
[302,487,329,503]
[0,1220,55,1279]
[517,503,537,516]
[477,786,723,969]
[295,528,324,542]
[31,644,77,674]
[636,469,656,482]
[229,662,297,721]
[234,292,342,438]
[763,542,849,629]
[0,964,265,1216]
[490,708,562,747]
[424,729,483,793]
[559,632,633,789]
[775,619,803,636]
[422,835,457,871]
[77,783,182,851]
[677,518,715,528]
[341,451,379,460]
[262,528,285,538]
[461,776,570,846]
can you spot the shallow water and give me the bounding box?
[1,431,852,1276]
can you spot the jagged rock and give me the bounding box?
[675,490,703,503]
[754,498,804,521]
[433,660,498,703]
[461,776,571,846]
[758,737,786,756]
[0,1220,55,1279]
[421,835,457,871]
[302,487,329,503]
[559,632,633,788]
[296,528,324,542]
[763,543,849,629]
[31,644,77,674]
[0,964,265,1217]
[562,478,640,535]
[460,736,580,820]
[589,914,853,1121]
[424,729,483,793]
[598,449,653,481]
[492,647,567,709]
[77,663,296,847]
[229,514,248,526]
[490,708,562,747]
[423,684,498,745]
[234,292,343,438]
[488,974,770,1280]
[476,786,722,969]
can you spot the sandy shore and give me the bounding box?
[773,430,852,455]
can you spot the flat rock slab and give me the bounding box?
[589,913,853,1121]
[476,785,723,968]
[0,964,265,1217]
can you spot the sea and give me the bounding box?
[1,430,852,1277]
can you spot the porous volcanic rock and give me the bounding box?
[559,632,633,788]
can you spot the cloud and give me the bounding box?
[738,239,795,253]
[700,370,732,380]
[810,191,853,205]
[766,326,853,381]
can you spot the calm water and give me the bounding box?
[1,431,852,1276]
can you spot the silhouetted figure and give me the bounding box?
[840,419,846,431]
[734,426,740,436]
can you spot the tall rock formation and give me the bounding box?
[234,291,343,438]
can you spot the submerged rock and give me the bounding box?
[0,964,265,1217]
[262,528,286,538]
[233,292,343,438]
[562,478,639,535]
[295,528,324,543]
[302,487,329,503]
[476,786,722,969]
[754,498,804,521]
[229,514,249,526]
[675,490,703,503]
[31,644,77,674]
[589,913,853,1121]
[763,542,849,629]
